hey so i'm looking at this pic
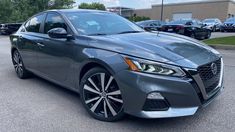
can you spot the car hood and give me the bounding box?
[204,22,215,25]
[164,24,185,26]
[224,22,235,24]
[86,32,221,68]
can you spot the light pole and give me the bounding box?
[161,0,164,21]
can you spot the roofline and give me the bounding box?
[152,0,235,7]
[107,6,134,10]
[44,9,109,13]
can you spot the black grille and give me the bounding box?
[143,99,169,111]
[198,59,221,94]
[226,24,233,27]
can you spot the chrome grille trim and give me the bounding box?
[192,58,224,100]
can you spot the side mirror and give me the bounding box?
[186,22,192,25]
[48,28,70,39]
[202,24,207,27]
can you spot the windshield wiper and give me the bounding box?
[117,31,143,34]
[88,33,107,36]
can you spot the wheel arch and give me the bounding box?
[78,58,118,86]
[11,47,17,56]
[74,48,127,91]
[80,60,111,79]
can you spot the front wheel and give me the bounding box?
[12,50,31,79]
[80,67,124,122]
[205,31,211,39]
[212,26,216,32]
[190,33,195,39]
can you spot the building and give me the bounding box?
[133,0,235,21]
[106,7,134,18]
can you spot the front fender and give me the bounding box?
[73,47,128,91]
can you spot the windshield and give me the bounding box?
[168,20,189,25]
[225,18,235,23]
[136,21,147,26]
[65,12,143,35]
[203,19,215,23]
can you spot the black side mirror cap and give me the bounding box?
[48,28,72,39]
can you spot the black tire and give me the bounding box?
[190,33,195,39]
[212,26,216,32]
[205,31,211,39]
[80,67,125,122]
[12,50,31,79]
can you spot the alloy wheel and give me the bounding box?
[13,51,24,77]
[190,33,195,38]
[81,70,124,121]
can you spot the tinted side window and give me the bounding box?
[149,23,155,26]
[197,20,202,25]
[44,13,67,34]
[25,14,45,33]
[153,21,160,26]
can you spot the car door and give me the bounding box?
[17,13,46,70]
[36,12,75,84]
[153,21,161,31]
[150,21,159,31]
[192,20,205,37]
[215,19,222,30]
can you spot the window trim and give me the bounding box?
[23,13,46,34]
[43,12,73,35]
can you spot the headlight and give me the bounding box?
[124,57,186,77]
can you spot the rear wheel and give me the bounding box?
[190,33,195,39]
[80,67,124,122]
[212,26,216,32]
[205,31,211,39]
[12,50,31,79]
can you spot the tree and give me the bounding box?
[0,0,13,23]
[129,15,150,22]
[0,0,75,23]
[79,2,106,11]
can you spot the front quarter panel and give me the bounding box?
[73,46,128,90]
[10,34,21,55]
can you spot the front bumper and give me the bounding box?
[0,28,9,34]
[221,26,235,31]
[114,59,224,118]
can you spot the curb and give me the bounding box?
[208,44,235,50]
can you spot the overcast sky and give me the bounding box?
[75,0,234,9]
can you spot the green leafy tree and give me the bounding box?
[129,15,150,22]
[0,0,13,23]
[0,0,75,23]
[79,2,106,11]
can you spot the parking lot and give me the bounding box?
[211,32,235,39]
[0,35,235,132]
[210,32,235,39]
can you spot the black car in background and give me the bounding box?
[0,23,22,35]
[161,19,211,40]
[136,20,165,31]
[203,18,222,32]
[221,17,235,32]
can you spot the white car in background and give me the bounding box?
[203,18,222,32]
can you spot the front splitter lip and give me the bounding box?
[131,86,224,119]
[137,107,198,118]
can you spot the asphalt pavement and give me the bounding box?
[0,36,235,132]
[210,32,235,39]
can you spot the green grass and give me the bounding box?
[203,36,235,45]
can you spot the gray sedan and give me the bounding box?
[10,9,224,122]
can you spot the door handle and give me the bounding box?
[37,43,45,47]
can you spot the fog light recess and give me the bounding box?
[147,92,164,100]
